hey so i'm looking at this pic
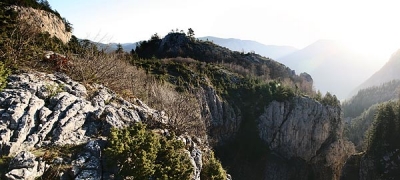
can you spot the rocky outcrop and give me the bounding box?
[0,71,167,156]
[199,85,241,144]
[10,6,72,43]
[341,149,400,180]
[69,140,105,180]
[0,71,226,180]
[258,97,354,180]
[5,151,45,180]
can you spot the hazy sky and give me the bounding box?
[49,0,400,63]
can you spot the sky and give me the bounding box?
[48,0,400,64]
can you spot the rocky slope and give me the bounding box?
[258,97,354,180]
[10,6,71,43]
[0,71,206,180]
[0,70,356,180]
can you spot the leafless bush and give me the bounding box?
[0,19,41,68]
[146,82,205,137]
[68,51,206,137]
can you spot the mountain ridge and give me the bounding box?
[349,49,400,97]
[198,36,298,59]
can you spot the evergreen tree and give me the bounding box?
[105,123,194,180]
[187,28,195,37]
[115,43,124,54]
[105,123,160,179]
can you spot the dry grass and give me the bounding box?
[66,50,207,137]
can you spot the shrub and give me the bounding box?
[200,151,227,180]
[0,62,10,91]
[104,123,193,180]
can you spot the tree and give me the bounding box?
[200,152,227,180]
[151,33,160,41]
[115,43,124,54]
[187,28,195,38]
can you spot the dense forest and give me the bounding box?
[343,80,400,151]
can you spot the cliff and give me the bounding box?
[258,97,354,179]
[10,6,71,43]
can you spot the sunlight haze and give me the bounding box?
[49,0,400,67]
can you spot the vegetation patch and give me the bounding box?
[104,123,193,180]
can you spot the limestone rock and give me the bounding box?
[258,97,354,179]
[5,151,45,180]
[10,6,72,43]
[199,85,241,143]
[0,71,167,156]
[70,140,104,180]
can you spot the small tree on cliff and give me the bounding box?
[187,28,195,38]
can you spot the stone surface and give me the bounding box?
[69,140,104,180]
[5,151,45,180]
[258,97,354,180]
[11,6,72,43]
[199,85,241,143]
[180,135,203,180]
[0,72,167,156]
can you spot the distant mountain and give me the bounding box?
[99,43,137,52]
[278,40,376,99]
[198,36,298,59]
[350,49,400,96]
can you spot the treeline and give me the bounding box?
[365,101,400,178]
[344,104,378,151]
[343,80,400,118]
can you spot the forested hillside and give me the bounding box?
[343,80,400,150]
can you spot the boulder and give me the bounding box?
[5,151,45,180]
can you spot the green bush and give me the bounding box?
[0,62,10,91]
[200,152,227,180]
[104,123,193,180]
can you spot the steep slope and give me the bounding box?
[342,80,400,151]
[257,97,354,180]
[278,40,376,99]
[351,49,400,96]
[10,6,72,43]
[198,36,298,59]
[341,101,400,180]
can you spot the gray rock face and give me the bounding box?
[179,135,203,180]
[0,71,167,156]
[5,151,45,180]
[10,6,72,43]
[70,140,104,180]
[199,86,241,143]
[258,97,354,179]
